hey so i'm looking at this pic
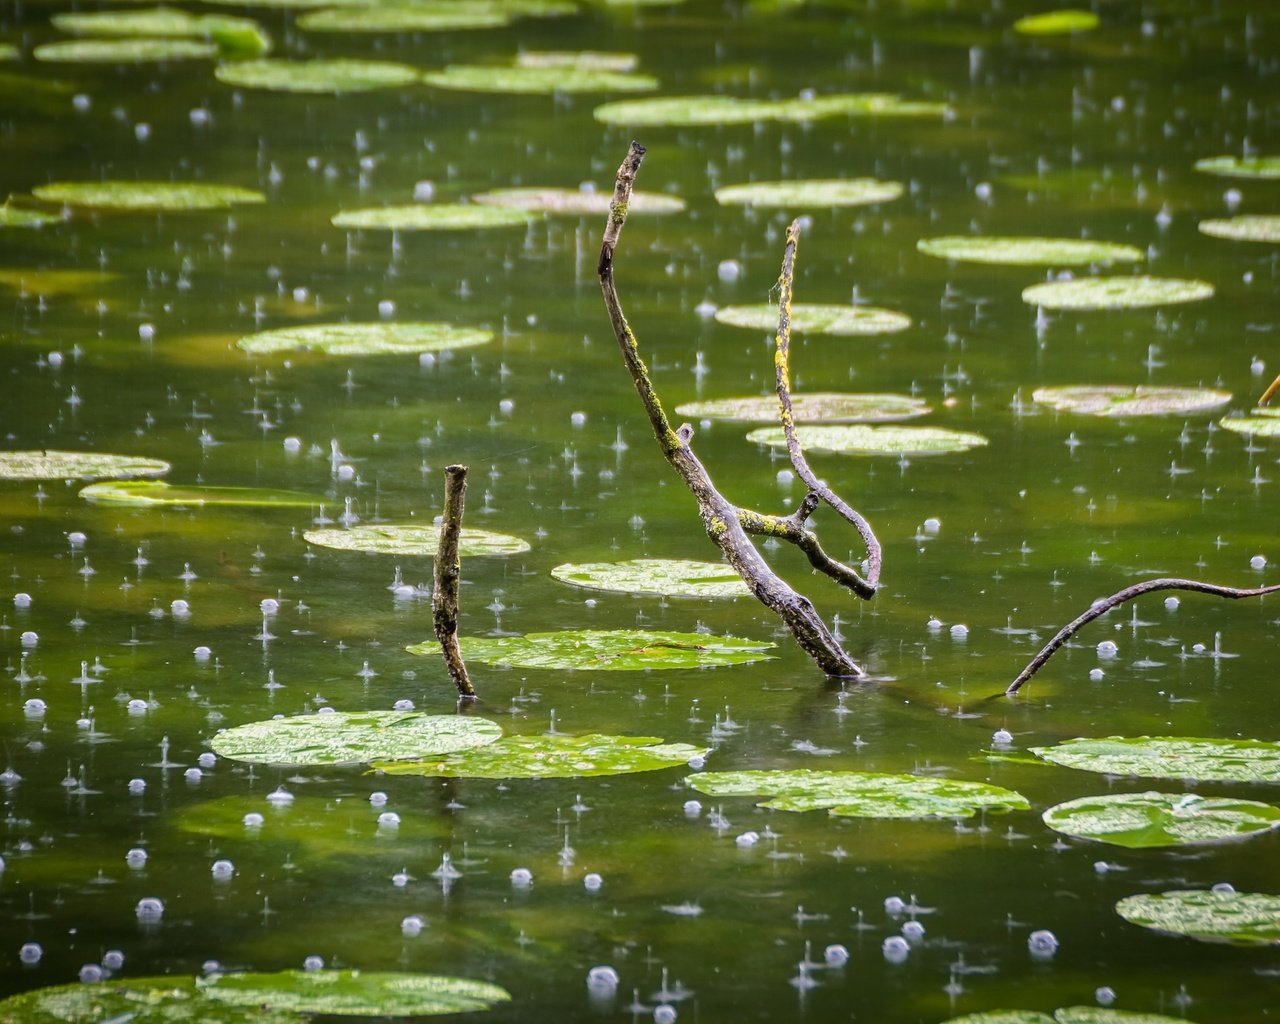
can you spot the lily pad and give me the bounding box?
[1013,9,1099,34]
[211,710,502,766]
[675,392,929,423]
[215,58,420,93]
[374,732,708,779]
[941,1015,1055,1024]
[686,769,1030,819]
[1218,408,1280,437]
[297,6,510,32]
[33,181,265,212]
[715,178,903,208]
[1193,155,1280,179]
[747,424,989,456]
[1115,889,1280,946]
[471,187,685,214]
[918,236,1142,266]
[332,204,530,231]
[1198,215,1280,243]
[1030,736,1280,783]
[1056,1009,1192,1024]
[0,450,169,481]
[1021,276,1215,310]
[549,558,750,598]
[0,206,62,228]
[237,322,493,356]
[304,523,530,556]
[515,50,638,71]
[80,480,320,507]
[1032,385,1232,417]
[715,303,911,335]
[422,64,658,94]
[199,970,511,1016]
[594,92,946,127]
[0,978,298,1024]
[50,9,271,56]
[1043,791,1280,848]
[33,38,219,63]
[409,629,775,670]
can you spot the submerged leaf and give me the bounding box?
[237,322,492,356]
[423,64,657,94]
[0,450,169,481]
[748,424,989,455]
[34,38,219,63]
[409,629,775,670]
[33,181,265,211]
[1022,276,1214,310]
[550,558,750,598]
[0,207,63,228]
[199,970,511,1016]
[1031,736,1280,783]
[471,186,684,214]
[675,392,929,423]
[1218,409,1280,438]
[715,178,902,208]
[715,303,910,335]
[1115,889,1280,946]
[1043,791,1280,848]
[215,58,420,93]
[1032,385,1232,417]
[80,480,320,507]
[1193,155,1280,179]
[0,978,298,1024]
[1013,9,1099,34]
[332,204,530,231]
[917,235,1142,266]
[305,523,530,556]
[1198,215,1280,243]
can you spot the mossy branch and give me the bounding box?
[433,464,476,699]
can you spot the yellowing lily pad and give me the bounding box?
[237,322,492,356]
[422,64,658,94]
[471,187,685,214]
[0,450,169,481]
[1115,889,1280,947]
[0,206,63,228]
[715,303,911,335]
[198,970,512,1016]
[80,480,320,507]
[748,424,989,455]
[675,392,929,423]
[594,92,946,127]
[33,181,265,211]
[409,629,775,670]
[1022,276,1214,310]
[33,38,219,63]
[1031,736,1280,783]
[1032,385,1232,417]
[1218,409,1280,437]
[715,178,903,208]
[1198,215,1280,243]
[332,204,530,231]
[549,558,750,598]
[215,58,420,93]
[0,979,298,1024]
[1193,155,1280,179]
[918,235,1142,265]
[1013,9,1099,34]
[305,523,530,556]
[515,50,638,71]
[1043,791,1280,848]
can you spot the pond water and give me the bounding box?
[1,0,1278,1021]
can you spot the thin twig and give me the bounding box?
[1006,576,1280,694]
[1259,373,1280,406]
[433,464,476,699]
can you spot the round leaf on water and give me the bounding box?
[747,424,989,456]
[1043,791,1280,848]
[410,629,775,670]
[918,236,1142,266]
[549,558,750,598]
[0,978,299,1024]
[1021,276,1214,310]
[1057,1007,1209,1024]
[941,1015,1055,1024]
[332,204,530,231]
[0,207,62,228]
[1030,736,1280,783]
[33,39,219,63]
[297,6,510,32]
[516,50,639,72]
[374,732,708,779]
[422,64,658,94]
[33,181,265,212]
[237,322,493,356]
[715,178,903,208]
[1032,385,1232,417]
[1115,889,1280,946]
[1013,9,1099,34]
[1193,155,1280,179]
[305,523,531,556]
[715,303,910,335]
[471,187,685,214]
[211,710,503,766]
[199,970,511,1016]
[594,92,943,128]
[686,769,1030,819]
[80,480,320,507]
[51,9,270,53]
[1218,409,1280,438]
[215,58,420,93]
[0,450,169,481]
[675,392,929,423]
[1198,215,1280,243]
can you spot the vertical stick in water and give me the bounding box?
[433,464,476,699]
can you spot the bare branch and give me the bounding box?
[433,463,476,699]
[1260,372,1280,406]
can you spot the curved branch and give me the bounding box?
[433,464,476,699]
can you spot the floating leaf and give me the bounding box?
[237,322,492,356]
[1193,155,1280,179]
[0,978,298,1024]
[408,629,775,670]
[199,970,512,1016]
[1218,409,1280,438]
[33,181,265,212]
[686,769,1030,819]
[215,58,420,93]
[549,558,750,598]
[748,424,989,456]
[675,392,929,423]
[332,204,530,231]
[80,480,320,507]
[1032,385,1232,417]
[940,1014,1055,1024]
[423,64,657,94]
[515,50,638,71]
[0,44,17,61]
[375,732,708,779]
[1030,736,1280,783]
[1115,889,1280,947]
[1198,215,1280,243]
[298,6,510,32]
[715,303,911,335]
[0,450,169,482]
[1013,9,1099,34]
[594,92,945,127]
[918,236,1142,266]
[211,710,502,766]
[51,8,271,56]
[305,523,530,556]
[33,38,219,63]
[471,186,684,214]
[0,207,62,228]
[1022,276,1214,310]
[1043,791,1280,848]
[1056,1009,1193,1024]
[715,178,903,207]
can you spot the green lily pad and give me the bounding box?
[51,9,271,57]
[471,186,685,214]
[332,204,531,231]
[237,322,492,356]
[1193,155,1280,179]
[1022,276,1215,310]
[593,92,946,127]
[423,64,657,94]
[374,732,708,779]
[1056,1009,1193,1024]
[686,769,1030,819]
[33,181,265,212]
[918,235,1142,266]
[33,38,219,63]
[0,450,169,481]
[1030,736,1280,783]
[80,480,320,507]
[0,206,62,228]
[409,629,775,670]
[0,978,298,1024]
[715,303,911,335]
[1115,889,1280,946]
[941,1015,1055,1024]
[0,44,17,61]
[1032,385,1232,417]
[747,424,989,456]
[1013,9,1099,34]
[199,970,511,1016]
[1043,791,1280,848]
[305,523,530,556]
[515,50,638,71]
[1218,408,1280,437]
[215,58,420,93]
[715,178,903,208]
[675,392,930,423]
[549,558,750,598]
[211,710,502,766]
[1199,215,1280,243]
[297,5,509,32]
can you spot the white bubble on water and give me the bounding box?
[587,965,619,991]
[303,955,324,972]
[211,859,235,880]
[126,848,148,869]
[401,914,425,937]
[13,593,31,608]
[510,867,534,887]
[79,964,104,983]
[19,943,42,964]
[882,936,910,962]
[583,872,603,892]
[654,1005,677,1024]
[369,791,388,806]
[243,812,264,828]
[193,646,212,661]
[283,437,302,453]
[135,897,164,921]
[1028,929,1059,959]
[378,812,401,828]
[102,950,125,971]
[1250,554,1267,570]
[682,800,702,818]
[717,259,741,282]
[20,631,38,647]
[1096,640,1119,658]
[735,831,759,847]
[824,944,849,967]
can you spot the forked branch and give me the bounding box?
[433,463,476,699]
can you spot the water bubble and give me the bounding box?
[735,831,760,847]
[193,646,212,661]
[882,936,910,962]
[20,631,38,647]
[369,791,388,806]
[927,617,943,631]
[884,895,906,914]
[102,950,125,971]
[79,964,104,983]
[128,778,146,795]
[686,754,706,769]
[824,944,850,967]
[694,300,718,319]
[682,799,702,818]
[1096,640,1119,658]
[570,411,587,427]
[587,965,619,991]
[717,259,742,282]
[378,299,396,318]
[1089,668,1105,681]
[1211,881,1235,894]
[198,752,216,768]
[211,859,235,880]
[127,699,148,714]
[243,812,264,828]
[1164,596,1180,611]
[126,848,148,869]
[23,699,47,716]
[901,920,926,942]
[413,180,435,201]
[1096,986,1116,1006]
[13,593,31,608]
[922,517,941,534]
[510,868,534,887]
[583,872,604,891]
[1250,554,1267,570]
[992,728,1013,746]
[392,698,415,711]
[1028,929,1059,958]
[266,787,294,806]
[171,599,190,616]
[260,598,280,615]
[401,914,425,937]
[135,897,164,921]
[949,624,969,639]
[303,955,324,972]
[184,768,202,782]
[68,531,87,547]
[392,870,410,887]
[19,943,42,964]
[654,1005,677,1024]
[283,436,302,453]
[378,812,401,828]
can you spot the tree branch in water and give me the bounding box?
[433,463,476,699]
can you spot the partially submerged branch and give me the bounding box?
[1006,576,1280,695]
[1260,373,1280,407]
[433,464,476,699]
